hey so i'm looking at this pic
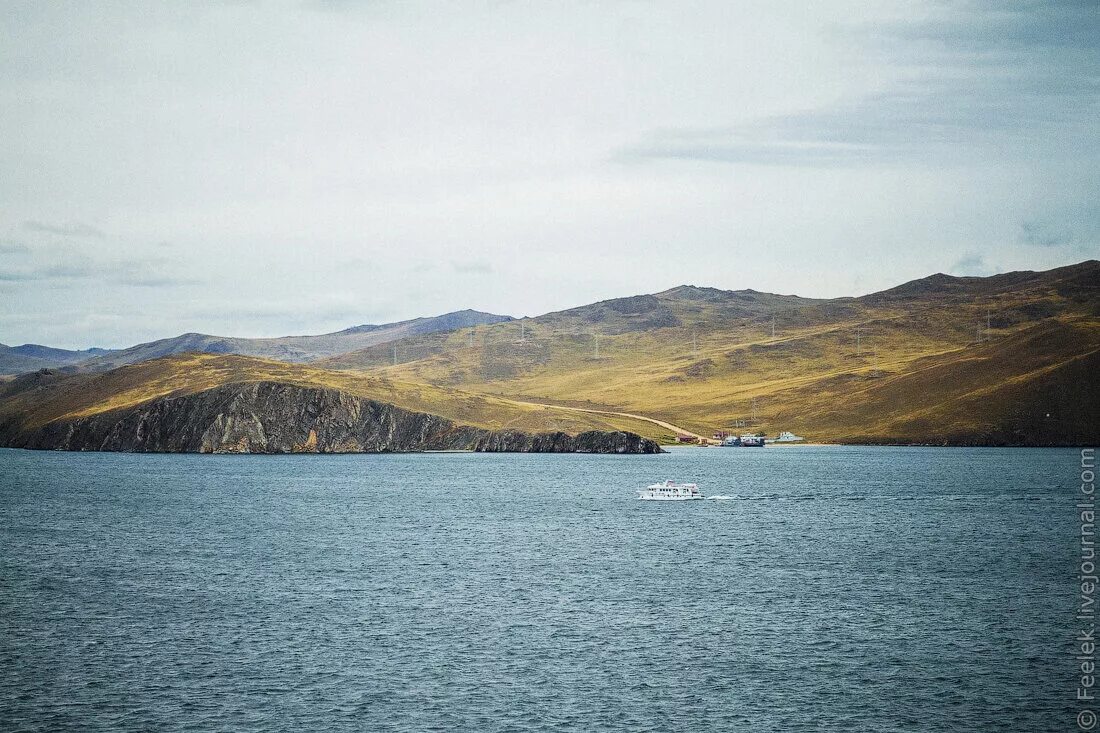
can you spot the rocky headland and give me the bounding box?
[0,381,662,454]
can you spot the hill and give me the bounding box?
[2,261,1096,448]
[72,309,512,371]
[319,286,824,374]
[316,260,1100,446]
[0,344,112,375]
[0,378,659,454]
[0,353,666,446]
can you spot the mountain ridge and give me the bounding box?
[13,262,1094,376]
[1,260,1096,447]
[0,343,113,375]
[37,309,514,373]
[314,260,1098,444]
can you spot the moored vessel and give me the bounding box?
[720,435,766,447]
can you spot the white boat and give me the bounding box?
[638,480,704,501]
[772,431,804,443]
[720,435,765,447]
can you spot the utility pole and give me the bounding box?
[392,344,398,366]
[855,326,862,356]
[594,333,600,360]
[520,321,526,341]
[771,315,776,339]
[751,396,758,423]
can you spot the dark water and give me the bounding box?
[0,446,1079,731]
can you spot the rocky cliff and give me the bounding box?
[0,381,662,454]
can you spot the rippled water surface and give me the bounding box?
[0,446,1077,731]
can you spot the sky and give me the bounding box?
[1,0,1097,349]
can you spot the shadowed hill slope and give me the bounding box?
[1,380,660,454]
[0,344,112,375]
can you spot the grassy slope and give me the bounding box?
[316,261,1100,444]
[4,262,1096,446]
[0,353,663,439]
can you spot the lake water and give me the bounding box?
[0,446,1078,731]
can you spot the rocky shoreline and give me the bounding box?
[0,381,662,455]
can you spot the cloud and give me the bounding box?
[1017,206,1100,252]
[23,220,105,238]
[0,254,199,288]
[951,253,994,276]
[0,241,30,255]
[619,76,1095,167]
[0,254,101,283]
[307,0,373,12]
[0,266,85,283]
[108,259,202,288]
[619,1,1099,167]
[451,259,493,275]
[0,2,1096,347]
[1020,221,1074,248]
[617,125,884,168]
[181,296,373,336]
[112,274,200,288]
[875,1,1100,56]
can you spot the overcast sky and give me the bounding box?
[1,0,1097,349]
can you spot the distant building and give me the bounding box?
[676,434,697,443]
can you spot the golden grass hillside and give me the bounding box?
[3,261,1096,446]
[0,353,666,440]
[316,261,1099,445]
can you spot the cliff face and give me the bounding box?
[1,381,662,454]
[469,429,662,454]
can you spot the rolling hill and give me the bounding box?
[1,261,1096,448]
[317,260,1100,445]
[61,309,513,372]
[0,353,665,445]
[0,343,113,375]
